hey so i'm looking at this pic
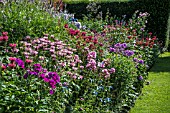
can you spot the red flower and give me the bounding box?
[81,32,86,36]
[64,24,68,28]
[69,29,76,35]
[93,37,98,44]
[152,36,157,40]
[0,36,3,41]
[145,42,149,46]
[87,36,92,40]
[150,45,153,48]
[127,36,132,39]
[85,38,90,43]
[150,42,154,45]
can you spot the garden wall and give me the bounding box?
[65,0,170,48]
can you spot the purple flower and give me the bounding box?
[33,64,42,72]
[124,50,134,56]
[114,43,121,48]
[49,89,54,95]
[138,75,143,81]
[138,60,144,64]
[121,43,127,49]
[15,58,25,68]
[133,58,138,62]
[23,73,29,79]
[44,77,50,82]
[29,71,38,76]
[40,73,45,78]
[109,47,115,52]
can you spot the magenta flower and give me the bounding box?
[44,77,50,82]
[15,58,25,68]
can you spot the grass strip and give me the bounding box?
[130,52,170,113]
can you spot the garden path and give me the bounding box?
[130,52,170,113]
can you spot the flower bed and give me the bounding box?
[0,1,160,113]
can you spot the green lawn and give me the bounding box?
[130,52,170,113]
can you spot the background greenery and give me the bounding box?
[65,0,170,49]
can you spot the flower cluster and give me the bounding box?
[110,43,134,57]
[86,51,97,70]
[24,63,60,94]
[101,68,116,79]
[0,32,8,42]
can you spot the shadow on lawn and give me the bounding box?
[150,55,170,72]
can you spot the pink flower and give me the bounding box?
[50,49,55,53]
[9,43,17,48]
[25,59,33,64]
[104,74,110,79]
[79,75,83,80]
[8,63,16,68]
[72,67,78,71]
[1,64,6,70]
[109,68,116,73]
[87,51,96,60]
[0,36,3,41]
[9,57,16,62]
[149,32,152,35]
[13,48,19,53]
[70,62,76,67]
[25,36,31,40]
[2,32,8,36]
[3,36,8,41]
[79,66,84,69]
[72,75,77,80]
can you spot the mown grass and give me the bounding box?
[130,52,170,113]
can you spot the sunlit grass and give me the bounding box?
[130,52,170,113]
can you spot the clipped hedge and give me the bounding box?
[66,0,170,47]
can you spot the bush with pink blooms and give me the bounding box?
[0,1,160,113]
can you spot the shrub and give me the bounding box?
[0,0,61,43]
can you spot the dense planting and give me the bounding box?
[0,1,160,112]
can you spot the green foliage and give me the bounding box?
[0,0,60,43]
